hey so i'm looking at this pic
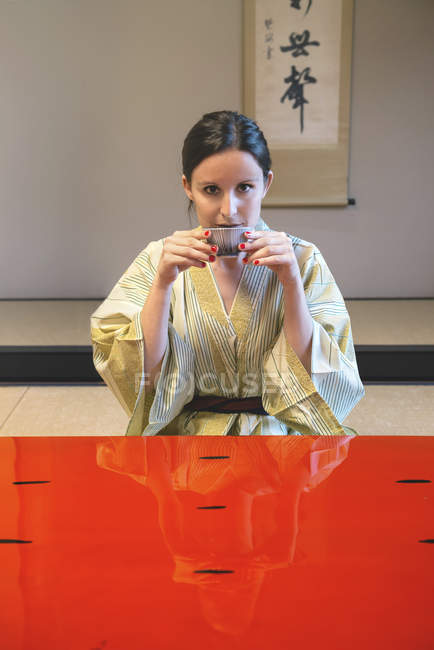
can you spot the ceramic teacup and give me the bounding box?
[205,226,252,257]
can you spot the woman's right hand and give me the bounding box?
[155,228,217,286]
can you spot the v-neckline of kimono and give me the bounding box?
[208,261,246,321]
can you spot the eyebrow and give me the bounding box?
[198,178,261,186]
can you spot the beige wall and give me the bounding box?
[1,0,433,299]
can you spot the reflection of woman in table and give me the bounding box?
[91,110,364,435]
[96,435,353,636]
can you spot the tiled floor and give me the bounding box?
[0,384,433,436]
[0,385,129,436]
[0,299,433,436]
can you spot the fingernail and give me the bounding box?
[204,230,210,237]
[200,261,206,268]
[209,255,216,262]
[210,245,217,252]
[254,260,260,265]
[242,256,248,264]
[245,231,251,236]
[239,243,246,250]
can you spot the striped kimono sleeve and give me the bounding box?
[90,247,158,423]
[303,246,365,422]
[91,242,195,435]
[261,240,364,435]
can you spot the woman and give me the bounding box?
[90,110,364,435]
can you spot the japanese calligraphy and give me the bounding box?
[280,30,320,57]
[280,5,319,133]
[254,0,343,147]
[280,66,317,133]
[264,18,274,60]
[289,0,313,16]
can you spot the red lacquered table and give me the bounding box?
[1,435,433,650]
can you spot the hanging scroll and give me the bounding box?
[243,0,354,206]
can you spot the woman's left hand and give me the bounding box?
[239,230,301,286]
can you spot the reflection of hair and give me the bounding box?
[182,110,272,218]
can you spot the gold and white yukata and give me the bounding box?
[90,218,364,436]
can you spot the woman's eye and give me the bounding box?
[204,185,219,195]
[238,183,253,192]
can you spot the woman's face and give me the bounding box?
[182,149,273,229]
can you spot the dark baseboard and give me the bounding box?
[355,345,434,382]
[1,345,434,383]
[0,346,100,383]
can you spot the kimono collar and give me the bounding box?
[254,216,272,232]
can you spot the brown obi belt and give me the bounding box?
[184,395,267,415]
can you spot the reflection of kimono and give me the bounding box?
[96,435,353,635]
[90,218,364,435]
[96,435,352,568]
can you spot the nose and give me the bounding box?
[220,192,239,221]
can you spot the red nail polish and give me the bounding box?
[254,260,260,265]
[204,230,210,237]
[245,231,251,236]
[209,255,216,262]
[242,256,248,263]
[200,261,206,268]
[211,245,217,252]
[239,243,246,250]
